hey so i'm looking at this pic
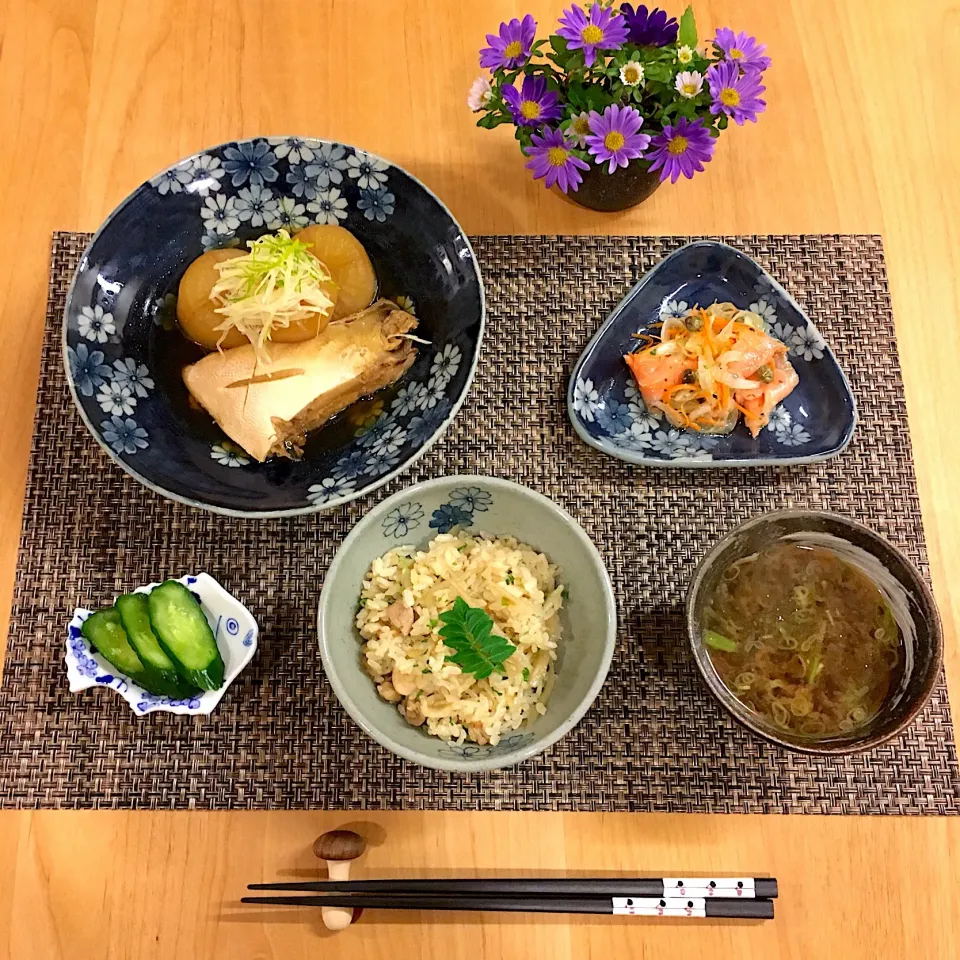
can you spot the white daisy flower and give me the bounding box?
[466,76,493,112]
[675,70,704,99]
[789,325,826,361]
[306,187,348,225]
[200,193,240,235]
[395,295,416,315]
[677,44,694,64]
[612,422,655,453]
[777,423,812,446]
[366,424,408,458]
[649,428,698,458]
[660,299,689,321]
[234,184,279,227]
[619,59,645,87]
[267,196,309,231]
[268,136,315,165]
[312,143,348,187]
[346,150,389,190]
[111,358,154,397]
[749,297,777,326]
[423,377,448,408]
[391,382,430,416]
[210,443,250,467]
[770,320,795,344]
[96,381,136,416]
[186,154,226,195]
[307,475,356,505]
[78,305,116,343]
[564,111,592,149]
[430,344,461,385]
[150,165,192,195]
[573,377,601,423]
[766,407,792,432]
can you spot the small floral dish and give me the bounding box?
[318,476,617,772]
[66,573,257,716]
[64,137,484,516]
[568,241,856,466]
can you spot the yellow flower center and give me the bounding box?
[729,48,744,59]
[604,131,625,152]
[624,65,641,82]
[668,135,689,156]
[582,24,603,44]
[520,100,541,120]
[678,47,692,63]
[572,116,591,136]
[682,82,698,95]
[720,87,740,107]
[504,40,523,59]
[548,146,569,167]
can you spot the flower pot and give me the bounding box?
[565,161,662,213]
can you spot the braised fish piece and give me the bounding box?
[183,300,417,461]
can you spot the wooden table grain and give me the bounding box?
[1,1,958,957]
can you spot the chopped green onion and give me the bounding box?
[704,630,738,652]
[522,668,530,682]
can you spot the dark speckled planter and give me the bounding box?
[567,161,662,212]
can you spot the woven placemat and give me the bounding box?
[1,232,957,814]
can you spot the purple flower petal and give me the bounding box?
[621,4,678,46]
[479,13,538,70]
[524,127,590,193]
[645,117,716,183]
[584,104,651,174]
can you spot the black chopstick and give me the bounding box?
[241,893,774,919]
[247,877,777,899]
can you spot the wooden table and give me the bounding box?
[1,1,958,957]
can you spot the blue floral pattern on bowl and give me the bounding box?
[567,241,857,467]
[65,572,258,716]
[438,732,534,760]
[64,137,484,516]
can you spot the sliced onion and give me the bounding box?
[717,350,744,365]
[697,357,715,393]
[716,319,735,342]
[713,368,763,390]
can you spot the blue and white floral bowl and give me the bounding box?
[568,241,857,467]
[66,573,257,716]
[318,476,617,772]
[64,137,485,516]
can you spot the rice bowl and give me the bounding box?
[318,475,617,772]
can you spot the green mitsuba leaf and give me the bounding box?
[439,596,517,681]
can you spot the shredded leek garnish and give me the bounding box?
[210,230,334,358]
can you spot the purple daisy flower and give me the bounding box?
[584,104,651,174]
[713,27,772,74]
[502,74,562,127]
[707,61,767,125]
[620,4,678,47]
[645,117,716,183]
[524,127,591,193]
[479,14,538,71]
[556,2,629,68]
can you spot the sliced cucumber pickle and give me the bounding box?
[80,608,147,681]
[147,581,225,691]
[116,593,201,699]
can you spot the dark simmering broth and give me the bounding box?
[703,542,903,739]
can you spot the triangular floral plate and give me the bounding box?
[567,241,856,467]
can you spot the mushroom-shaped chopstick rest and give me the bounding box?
[313,830,366,930]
